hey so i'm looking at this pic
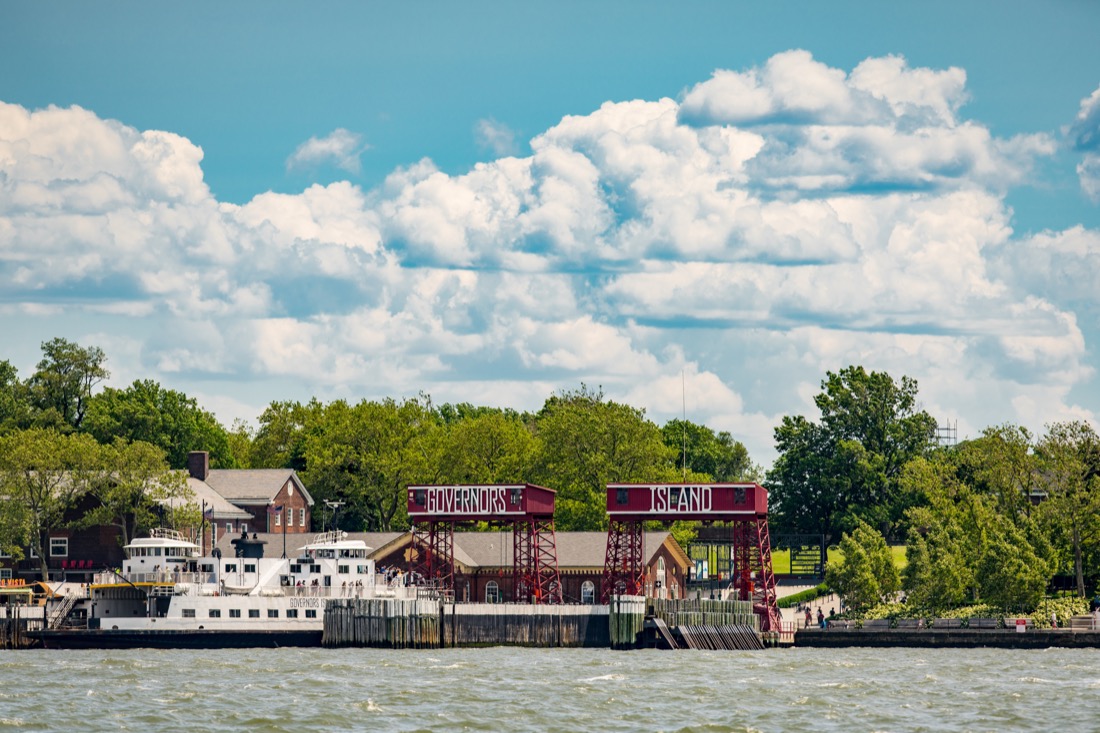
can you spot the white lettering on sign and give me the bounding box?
[647,485,713,513]
[423,486,514,516]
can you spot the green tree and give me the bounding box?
[899,455,977,610]
[27,338,109,429]
[251,400,322,470]
[953,425,1037,525]
[660,419,757,482]
[304,397,442,531]
[977,520,1049,611]
[0,359,33,433]
[1034,421,1100,597]
[81,379,233,469]
[825,519,900,614]
[767,366,938,543]
[0,429,102,580]
[437,411,535,484]
[78,439,190,555]
[530,385,678,531]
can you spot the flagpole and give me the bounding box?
[282,506,287,559]
[201,499,207,555]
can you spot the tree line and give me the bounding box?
[0,340,756,568]
[2,339,1097,610]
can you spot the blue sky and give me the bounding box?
[1,1,1099,465]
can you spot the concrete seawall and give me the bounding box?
[796,628,1100,648]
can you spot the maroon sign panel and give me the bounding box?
[606,483,768,521]
[407,484,556,521]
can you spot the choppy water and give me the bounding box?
[1,647,1098,732]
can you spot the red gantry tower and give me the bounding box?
[407,484,563,603]
[602,482,780,632]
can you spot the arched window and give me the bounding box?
[485,580,500,604]
[581,580,595,604]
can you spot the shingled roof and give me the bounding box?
[204,469,313,505]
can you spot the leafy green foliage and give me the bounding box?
[0,428,102,580]
[660,419,756,482]
[529,385,679,531]
[767,366,937,543]
[82,380,233,468]
[825,519,900,613]
[27,338,109,429]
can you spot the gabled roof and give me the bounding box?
[163,477,251,520]
[204,469,314,506]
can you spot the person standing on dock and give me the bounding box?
[804,607,812,628]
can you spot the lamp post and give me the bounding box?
[324,500,344,534]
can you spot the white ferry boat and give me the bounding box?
[35,528,415,648]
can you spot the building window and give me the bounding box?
[287,609,298,618]
[50,537,69,557]
[268,609,279,618]
[274,511,281,527]
[249,609,260,618]
[485,581,500,604]
[300,508,306,527]
[209,609,221,618]
[616,488,628,505]
[581,581,595,604]
[229,609,241,618]
[182,609,196,618]
[227,523,234,534]
[241,524,248,533]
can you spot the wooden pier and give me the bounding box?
[1,605,44,650]
[323,594,766,651]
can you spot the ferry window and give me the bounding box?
[154,548,162,556]
[358,565,370,574]
[225,564,237,573]
[209,609,221,618]
[485,581,500,604]
[287,609,298,618]
[290,564,301,573]
[249,609,260,618]
[338,565,349,574]
[229,609,241,618]
[581,581,595,604]
[268,609,278,618]
[305,609,317,619]
[299,508,306,527]
[50,537,69,557]
[616,488,628,505]
[182,609,195,618]
[244,564,256,573]
[311,564,320,573]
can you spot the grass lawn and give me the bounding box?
[825,545,907,571]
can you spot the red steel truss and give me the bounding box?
[410,520,454,591]
[600,519,645,602]
[730,517,780,632]
[406,485,561,603]
[513,517,563,604]
[602,483,780,631]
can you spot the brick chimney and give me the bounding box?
[187,451,210,481]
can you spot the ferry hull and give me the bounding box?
[31,628,322,649]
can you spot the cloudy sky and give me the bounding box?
[2,2,1099,466]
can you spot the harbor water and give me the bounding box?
[2,646,1098,731]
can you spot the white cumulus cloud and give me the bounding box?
[286,128,368,174]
